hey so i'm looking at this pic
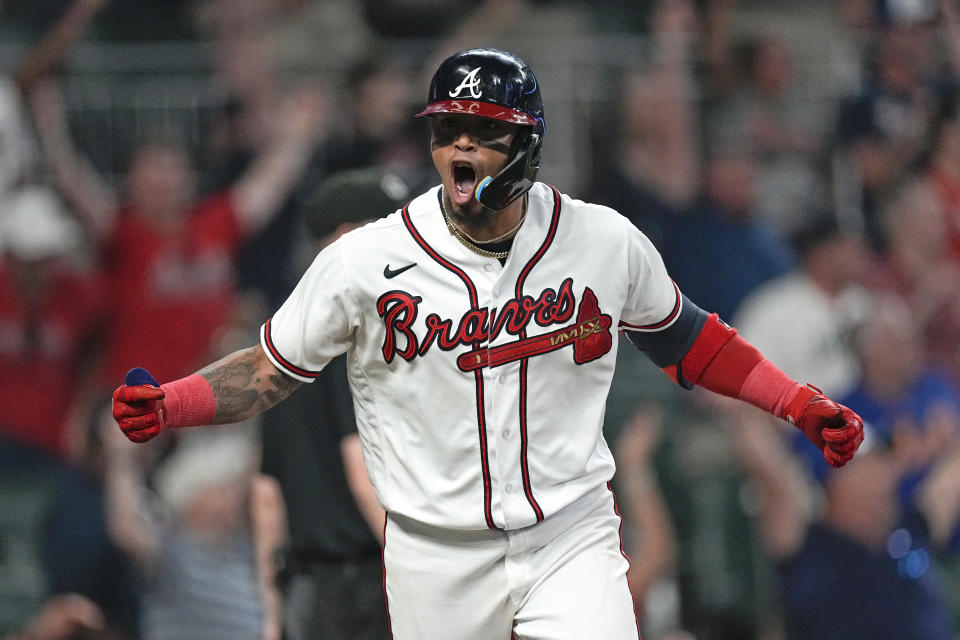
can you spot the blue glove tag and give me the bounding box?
[125,367,159,387]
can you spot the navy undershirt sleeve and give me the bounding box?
[623,293,709,368]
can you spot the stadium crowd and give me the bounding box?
[3,0,960,638]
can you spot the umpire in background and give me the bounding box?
[260,168,410,640]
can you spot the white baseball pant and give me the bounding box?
[383,484,640,639]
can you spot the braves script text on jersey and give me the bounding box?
[261,182,679,531]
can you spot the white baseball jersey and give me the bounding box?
[261,182,680,531]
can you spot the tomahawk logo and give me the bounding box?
[449,67,483,99]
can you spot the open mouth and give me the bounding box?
[452,163,477,205]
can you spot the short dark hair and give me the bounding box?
[789,210,843,258]
[304,168,410,240]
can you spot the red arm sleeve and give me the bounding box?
[669,314,865,467]
[667,313,801,419]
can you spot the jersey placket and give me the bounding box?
[481,261,531,530]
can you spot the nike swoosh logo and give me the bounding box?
[384,263,418,279]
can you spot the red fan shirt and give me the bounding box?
[0,262,106,456]
[100,191,243,387]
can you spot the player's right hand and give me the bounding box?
[112,367,166,443]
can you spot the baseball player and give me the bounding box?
[113,48,864,639]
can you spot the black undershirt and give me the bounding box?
[476,238,514,265]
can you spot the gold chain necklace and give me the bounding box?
[441,193,527,259]
[447,223,510,259]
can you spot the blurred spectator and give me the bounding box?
[0,0,114,213]
[835,2,956,251]
[0,8,146,635]
[0,427,137,639]
[27,76,327,389]
[733,211,874,400]
[192,0,339,310]
[245,52,423,308]
[838,297,960,479]
[264,0,531,97]
[102,421,285,640]
[0,187,136,636]
[589,0,699,249]
[259,168,407,640]
[323,55,427,183]
[661,145,795,323]
[874,177,960,378]
[611,406,688,640]
[705,34,828,237]
[833,111,903,254]
[784,296,960,575]
[194,0,426,307]
[195,0,527,308]
[732,406,958,640]
[0,185,104,459]
[757,286,960,631]
[193,0,288,185]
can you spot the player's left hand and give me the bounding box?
[112,367,166,443]
[784,385,864,468]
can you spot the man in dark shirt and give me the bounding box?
[731,404,957,640]
[260,168,410,640]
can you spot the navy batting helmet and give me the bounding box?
[416,48,545,210]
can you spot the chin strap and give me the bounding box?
[475,132,542,210]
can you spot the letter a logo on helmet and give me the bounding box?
[449,67,483,99]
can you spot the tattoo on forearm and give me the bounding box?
[199,347,301,423]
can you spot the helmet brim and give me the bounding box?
[416,100,539,127]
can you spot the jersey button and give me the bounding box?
[493,287,501,296]
[505,483,515,493]
[498,375,506,384]
[502,429,511,439]
[483,263,494,272]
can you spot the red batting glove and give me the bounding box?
[782,384,864,468]
[112,367,166,443]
